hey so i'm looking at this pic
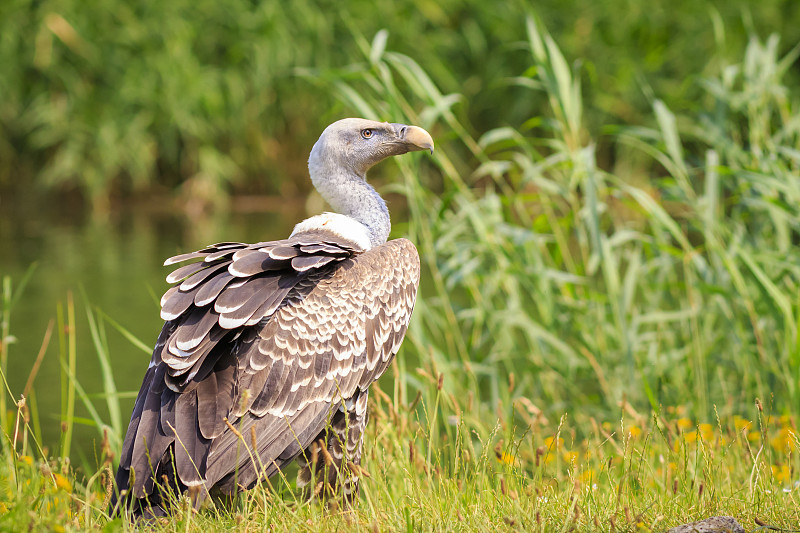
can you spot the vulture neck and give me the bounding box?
[308,150,390,248]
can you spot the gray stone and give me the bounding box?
[666,516,744,533]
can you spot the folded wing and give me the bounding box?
[115,231,419,500]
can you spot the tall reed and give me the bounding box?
[304,20,800,427]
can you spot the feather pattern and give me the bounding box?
[114,232,419,508]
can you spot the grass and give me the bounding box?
[1,341,799,531]
[1,13,800,533]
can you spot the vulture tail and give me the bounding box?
[110,445,191,521]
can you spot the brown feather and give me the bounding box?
[196,372,219,440]
[159,390,177,440]
[203,247,242,262]
[291,254,337,272]
[215,276,274,315]
[130,365,170,497]
[167,330,229,391]
[164,334,216,373]
[173,307,219,352]
[194,271,234,307]
[165,261,209,284]
[161,286,199,321]
[228,251,285,277]
[268,245,300,260]
[298,243,352,255]
[174,389,209,486]
[180,263,228,291]
[164,251,206,266]
[205,241,246,249]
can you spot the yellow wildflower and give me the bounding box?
[628,426,642,438]
[747,431,761,442]
[578,469,596,485]
[563,451,579,464]
[498,452,515,465]
[46,497,61,512]
[52,473,72,493]
[676,418,693,431]
[771,464,791,482]
[770,427,798,453]
[734,416,751,432]
[544,436,564,450]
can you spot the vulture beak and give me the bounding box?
[393,124,434,154]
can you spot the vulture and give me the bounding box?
[112,119,433,518]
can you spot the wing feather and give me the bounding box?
[160,286,199,321]
[194,272,234,307]
[159,390,177,441]
[173,307,219,352]
[203,248,240,263]
[228,252,284,277]
[180,263,228,291]
[164,251,206,266]
[165,261,210,284]
[291,254,336,271]
[196,372,218,440]
[174,389,209,486]
[129,365,172,497]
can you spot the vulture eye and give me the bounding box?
[361,129,373,139]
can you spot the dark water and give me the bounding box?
[1,193,301,461]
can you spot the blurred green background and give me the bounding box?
[2,0,799,459]
[3,0,799,206]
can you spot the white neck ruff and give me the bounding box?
[290,212,372,250]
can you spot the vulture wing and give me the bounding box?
[114,231,419,505]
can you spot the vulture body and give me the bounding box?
[113,119,433,518]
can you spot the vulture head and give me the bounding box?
[309,118,434,179]
[303,118,434,248]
